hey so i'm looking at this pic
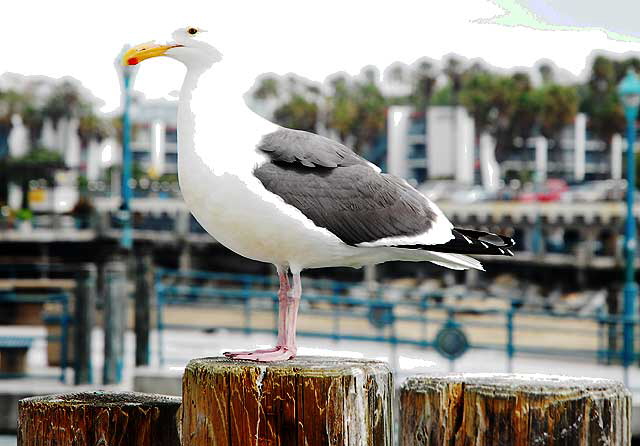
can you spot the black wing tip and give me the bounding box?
[455,228,516,248]
[398,228,516,257]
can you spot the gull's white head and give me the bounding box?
[123,26,222,70]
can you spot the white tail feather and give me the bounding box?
[425,252,485,271]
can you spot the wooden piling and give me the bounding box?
[181,356,393,446]
[134,249,153,366]
[17,391,181,446]
[74,263,96,384]
[399,373,631,446]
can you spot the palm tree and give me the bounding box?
[490,72,542,163]
[352,80,388,154]
[459,71,527,162]
[444,56,464,105]
[324,74,388,154]
[0,89,35,205]
[326,83,358,144]
[589,56,616,94]
[21,103,44,148]
[361,66,379,85]
[0,89,29,157]
[273,95,318,132]
[78,112,109,147]
[536,84,579,149]
[581,89,624,151]
[459,71,500,135]
[6,147,65,209]
[42,81,88,125]
[411,59,437,109]
[538,63,554,85]
[508,72,540,143]
[580,56,626,151]
[430,85,455,106]
[252,76,280,101]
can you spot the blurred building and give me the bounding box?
[499,114,623,183]
[6,112,84,213]
[128,98,178,178]
[386,106,475,185]
[386,108,631,186]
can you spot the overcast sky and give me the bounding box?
[3,0,639,112]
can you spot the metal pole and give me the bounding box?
[120,72,133,251]
[134,249,153,366]
[74,263,96,384]
[60,295,69,383]
[104,258,127,384]
[506,308,514,373]
[623,105,638,374]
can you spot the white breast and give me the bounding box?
[176,63,428,271]
[180,163,367,270]
[177,67,357,270]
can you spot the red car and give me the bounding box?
[518,179,568,202]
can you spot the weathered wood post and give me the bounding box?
[17,391,181,445]
[74,263,96,384]
[400,373,631,446]
[181,356,393,445]
[135,248,153,366]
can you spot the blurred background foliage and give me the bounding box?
[2,53,640,209]
[0,80,112,208]
[250,54,639,166]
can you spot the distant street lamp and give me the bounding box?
[104,49,139,385]
[617,69,640,375]
[115,48,138,250]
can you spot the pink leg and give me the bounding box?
[283,271,301,348]
[224,268,301,362]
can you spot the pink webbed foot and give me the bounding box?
[224,346,295,362]
[223,346,282,357]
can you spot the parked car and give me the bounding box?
[449,185,496,203]
[562,180,627,202]
[518,179,568,202]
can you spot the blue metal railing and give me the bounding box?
[0,291,71,382]
[0,263,75,382]
[154,268,637,368]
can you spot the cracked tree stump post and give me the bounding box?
[181,356,393,445]
[400,373,631,446]
[17,391,181,445]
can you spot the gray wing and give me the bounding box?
[254,129,437,246]
[257,128,368,168]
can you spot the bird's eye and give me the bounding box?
[187,27,198,36]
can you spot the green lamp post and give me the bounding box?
[617,69,640,378]
[115,47,138,250]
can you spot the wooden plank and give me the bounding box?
[181,356,393,446]
[17,391,181,445]
[0,302,44,325]
[400,373,631,445]
[0,279,76,290]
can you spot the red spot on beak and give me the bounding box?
[127,57,139,65]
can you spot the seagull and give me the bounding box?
[123,26,515,362]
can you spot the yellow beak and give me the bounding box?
[122,42,182,66]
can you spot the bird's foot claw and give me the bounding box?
[224,346,281,357]
[224,346,295,362]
